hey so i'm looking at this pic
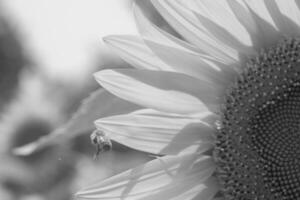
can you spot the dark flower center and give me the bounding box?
[214,38,300,200]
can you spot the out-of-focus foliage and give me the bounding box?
[0,10,27,112]
[13,89,141,156]
[5,119,75,200]
[0,1,168,200]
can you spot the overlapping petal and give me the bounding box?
[94,69,222,114]
[150,0,238,64]
[264,0,300,36]
[186,0,251,45]
[104,34,235,87]
[76,153,218,200]
[95,109,216,155]
[193,12,254,56]
[280,0,300,27]
[104,35,172,71]
[243,0,281,47]
[133,4,237,83]
[226,0,263,48]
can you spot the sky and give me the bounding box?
[1,0,138,81]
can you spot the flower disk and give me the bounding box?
[215,38,300,200]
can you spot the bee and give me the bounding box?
[90,130,112,160]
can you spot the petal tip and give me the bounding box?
[93,69,113,82]
[102,35,114,44]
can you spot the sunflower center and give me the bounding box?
[214,38,300,200]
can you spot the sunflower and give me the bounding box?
[76,0,300,199]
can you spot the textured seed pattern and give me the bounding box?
[214,38,300,200]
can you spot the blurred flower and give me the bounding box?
[76,0,300,199]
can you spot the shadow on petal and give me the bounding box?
[160,123,215,155]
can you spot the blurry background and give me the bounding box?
[0,1,163,199]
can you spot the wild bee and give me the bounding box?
[90,130,112,160]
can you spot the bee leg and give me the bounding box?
[93,144,103,160]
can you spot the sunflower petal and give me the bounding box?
[243,0,281,47]
[143,39,235,86]
[75,154,217,200]
[95,109,215,155]
[13,89,140,155]
[133,1,214,57]
[193,12,254,56]
[133,3,236,84]
[104,35,172,70]
[226,0,262,48]
[142,177,218,200]
[264,0,300,36]
[287,0,300,25]
[151,0,237,64]
[94,69,221,114]
[187,0,251,44]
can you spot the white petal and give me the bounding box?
[243,0,281,47]
[193,11,254,56]
[264,0,300,37]
[94,69,222,114]
[104,34,234,85]
[76,154,217,200]
[226,0,284,49]
[151,0,237,64]
[142,177,218,200]
[134,1,220,60]
[186,0,251,46]
[133,3,236,83]
[277,0,300,28]
[13,89,140,155]
[104,35,172,70]
[142,39,235,86]
[95,109,215,155]
[134,1,199,53]
[226,0,262,48]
